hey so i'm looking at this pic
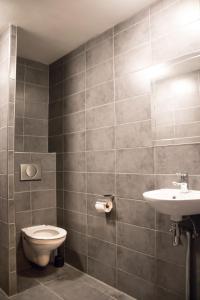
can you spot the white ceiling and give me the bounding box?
[0,0,156,64]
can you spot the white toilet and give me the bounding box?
[21,225,67,267]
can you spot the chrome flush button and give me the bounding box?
[20,164,42,181]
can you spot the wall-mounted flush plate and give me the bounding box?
[20,164,41,181]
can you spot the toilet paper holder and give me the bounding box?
[95,194,114,213]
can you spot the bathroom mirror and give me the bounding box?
[150,51,200,146]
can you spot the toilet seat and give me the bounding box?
[22,225,67,240]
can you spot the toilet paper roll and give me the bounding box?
[95,200,113,213]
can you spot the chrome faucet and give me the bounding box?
[172,173,189,193]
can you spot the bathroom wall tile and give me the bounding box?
[31,153,56,172]
[25,68,48,86]
[117,269,156,300]
[64,132,85,152]
[87,173,115,195]
[86,28,113,50]
[150,0,200,40]
[63,191,86,213]
[87,215,116,243]
[116,95,151,124]
[88,257,116,287]
[116,121,152,148]
[86,103,114,130]
[30,172,56,191]
[117,246,156,282]
[63,210,86,234]
[65,249,87,272]
[115,44,151,77]
[63,53,85,78]
[31,190,56,210]
[156,260,185,295]
[116,174,154,200]
[154,144,200,175]
[156,231,186,266]
[114,8,149,34]
[49,117,63,136]
[63,111,85,133]
[88,237,116,268]
[115,70,150,101]
[116,148,153,174]
[15,211,32,232]
[24,118,48,137]
[25,84,48,103]
[117,222,155,256]
[86,60,113,88]
[63,152,85,172]
[15,192,31,212]
[63,72,85,97]
[66,229,87,256]
[114,19,149,55]
[24,136,48,152]
[49,100,63,119]
[86,151,115,173]
[63,92,85,115]
[117,198,155,229]
[86,38,113,69]
[63,172,86,193]
[25,101,48,119]
[32,208,57,226]
[86,81,114,109]
[86,127,115,151]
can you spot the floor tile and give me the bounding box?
[10,285,61,300]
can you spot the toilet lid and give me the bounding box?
[22,225,67,240]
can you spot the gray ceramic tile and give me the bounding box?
[87,215,116,243]
[86,38,113,69]
[87,173,115,195]
[86,103,114,130]
[64,152,85,172]
[116,174,154,200]
[25,84,48,103]
[86,60,113,88]
[116,121,152,148]
[117,246,156,282]
[64,132,85,152]
[115,70,150,101]
[114,19,149,55]
[31,190,56,210]
[63,92,85,115]
[64,191,86,213]
[86,81,114,109]
[117,269,156,300]
[64,172,86,193]
[116,148,153,174]
[32,208,57,226]
[86,127,115,151]
[117,222,155,255]
[86,151,115,173]
[63,72,85,97]
[88,257,116,287]
[64,210,86,233]
[63,111,85,133]
[10,285,61,300]
[117,198,155,229]
[116,95,151,124]
[88,237,116,267]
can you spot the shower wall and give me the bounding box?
[0,25,17,295]
[49,0,200,299]
[14,58,56,274]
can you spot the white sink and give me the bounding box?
[143,189,200,221]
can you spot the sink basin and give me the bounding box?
[143,189,200,221]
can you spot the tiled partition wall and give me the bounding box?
[14,59,57,278]
[15,57,49,152]
[49,0,200,299]
[0,25,17,295]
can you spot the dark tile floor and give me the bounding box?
[0,264,136,300]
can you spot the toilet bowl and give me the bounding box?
[21,225,67,267]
